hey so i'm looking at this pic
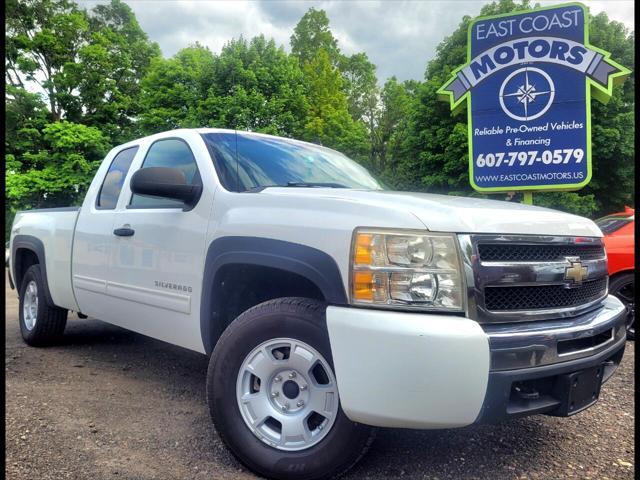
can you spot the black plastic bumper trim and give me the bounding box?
[474,334,626,424]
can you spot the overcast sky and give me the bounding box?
[80,0,634,82]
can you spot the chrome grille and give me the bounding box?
[458,234,609,323]
[485,277,608,311]
[478,243,605,262]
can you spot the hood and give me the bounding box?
[261,188,602,237]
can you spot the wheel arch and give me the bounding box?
[200,236,348,354]
[11,235,55,305]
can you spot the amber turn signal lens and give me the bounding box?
[353,271,374,301]
[354,233,374,265]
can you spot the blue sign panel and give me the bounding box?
[438,3,629,193]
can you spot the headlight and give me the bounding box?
[350,229,464,311]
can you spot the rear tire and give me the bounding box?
[18,264,68,346]
[207,297,375,480]
[610,272,634,341]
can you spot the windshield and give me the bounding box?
[201,132,383,192]
[595,214,633,234]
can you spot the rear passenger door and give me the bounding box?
[72,145,140,318]
[101,134,215,353]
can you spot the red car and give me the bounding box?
[596,206,635,339]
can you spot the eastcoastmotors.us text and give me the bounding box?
[475,171,585,183]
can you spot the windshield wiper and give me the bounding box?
[242,182,348,192]
[284,182,348,188]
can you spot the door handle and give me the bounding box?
[113,227,135,237]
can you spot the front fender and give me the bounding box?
[200,236,348,354]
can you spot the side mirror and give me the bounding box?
[130,167,202,208]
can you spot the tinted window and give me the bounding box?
[97,146,138,209]
[201,132,382,192]
[595,215,633,234]
[130,138,201,208]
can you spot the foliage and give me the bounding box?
[78,0,161,143]
[5,0,160,140]
[5,85,49,155]
[581,13,635,214]
[374,77,416,178]
[532,192,598,217]
[138,36,310,138]
[291,8,379,143]
[4,0,635,236]
[5,121,110,234]
[339,52,378,123]
[205,36,309,136]
[5,0,90,120]
[138,43,217,132]
[300,49,368,159]
[290,8,341,67]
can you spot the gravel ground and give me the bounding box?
[5,276,635,479]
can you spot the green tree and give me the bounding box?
[5,121,110,233]
[6,0,159,140]
[5,0,90,121]
[375,78,416,177]
[290,9,379,127]
[339,52,378,122]
[76,0,161,142]
[139,36,310,137]
[581,13,635,214]
[301,49,368,159]
[139,43,216,133]
[203,36,309,135]
[290,8,341,66]
[5,85,49,156]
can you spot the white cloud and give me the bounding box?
[79,0,634,82]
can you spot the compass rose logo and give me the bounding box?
[499,67,555,122]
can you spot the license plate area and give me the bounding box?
[551,365,604,416]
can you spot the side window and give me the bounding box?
[130,138,202,208]
[97,146,139,209]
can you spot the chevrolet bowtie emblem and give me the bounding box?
[564,258,588,284]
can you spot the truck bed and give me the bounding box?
[10,207,81,312]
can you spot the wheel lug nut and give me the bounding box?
[297,400,304,407]
[281,403,289,411]
[271,391,279,398]
[300,384,307,391]
[289,372,296,379]
[274,376,282,382]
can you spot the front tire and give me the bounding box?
[18,264,68,346]
[609,272,634,340]
[207,297,375,480]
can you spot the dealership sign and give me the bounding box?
[438,3,630,193]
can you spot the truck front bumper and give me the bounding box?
[326,295,626,429]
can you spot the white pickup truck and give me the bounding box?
[9,128,627,480]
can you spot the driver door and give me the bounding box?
[100,134,215,353]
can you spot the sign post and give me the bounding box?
[438,3,630,202]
